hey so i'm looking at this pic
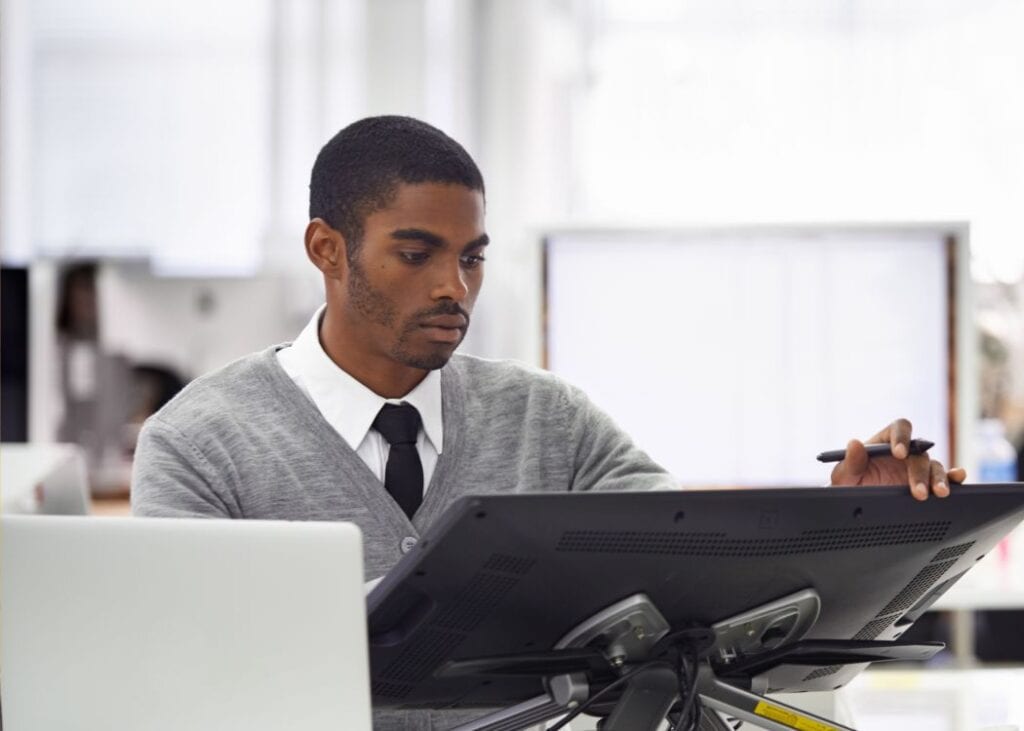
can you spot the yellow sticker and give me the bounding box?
[753,700,843,731]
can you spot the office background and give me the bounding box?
[2,1,1024,729]
[4,0,1024,448]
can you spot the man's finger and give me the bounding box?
[906,453,930,500]
[947,467,967,484]
[930,460,949,497]
[866,418,913,459]
[831,439,868,485]
[889,418,912,459]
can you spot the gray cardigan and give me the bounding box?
[131,346,674,729]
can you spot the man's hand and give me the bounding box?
[830,418,967,500]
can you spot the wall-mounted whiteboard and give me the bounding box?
[545,226,965,487]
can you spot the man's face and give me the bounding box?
[340,182,487,371]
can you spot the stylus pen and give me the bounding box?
[816,439,934,463]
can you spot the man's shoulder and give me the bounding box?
[448,353,570,392]
[152,346,289,431]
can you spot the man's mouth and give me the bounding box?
[420,314,468,329]
[417,315,467,344]
[413,310,469,345]
[419,325,463,343]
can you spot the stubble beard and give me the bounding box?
[347,258,468,371]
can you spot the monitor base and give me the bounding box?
[444,592,937,731]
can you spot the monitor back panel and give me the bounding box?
[368,485,1024,708]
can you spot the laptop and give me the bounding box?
[1,516,372,731]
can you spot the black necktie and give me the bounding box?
[372,403,424,519]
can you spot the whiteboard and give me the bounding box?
[545,228,955,486]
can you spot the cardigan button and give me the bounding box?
[400,536,418,554]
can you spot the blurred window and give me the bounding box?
[566,0,1024,283]
[29,0,271,275]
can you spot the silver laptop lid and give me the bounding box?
[1,516,371,731]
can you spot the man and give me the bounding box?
[131,116,964,725]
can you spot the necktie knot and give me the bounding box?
[373,403,421,446]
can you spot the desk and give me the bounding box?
[90,495,131,517]
[845,667,1024,730]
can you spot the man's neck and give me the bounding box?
[318,309,427,399]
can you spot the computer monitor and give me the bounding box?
[367,484,1024,716]
[1,516,373,731]
[1,265,29,442]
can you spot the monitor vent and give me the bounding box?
[876,559,957,616]
[379,628,465,684]
[433,572,521,632]
[555,522,950,557]
[376,561,533,693]
[802,665,842,682]
[483,553,537,575]
[852,614,899,640]
[557,530,725,554]
[932,541,975,563]
[372,679,414,700]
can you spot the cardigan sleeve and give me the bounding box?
[561,383,679,492]
[131,416,241,518]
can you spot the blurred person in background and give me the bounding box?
[56,261,102,448]
[55,261,131,492]
[55,262,187,494]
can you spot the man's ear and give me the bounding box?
[305,218,348,280]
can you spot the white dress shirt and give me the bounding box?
[276,306,443,492]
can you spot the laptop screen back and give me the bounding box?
[1,516,371,731]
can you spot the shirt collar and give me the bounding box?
[290,306,444,453]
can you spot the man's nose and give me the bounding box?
[431,259,469,301]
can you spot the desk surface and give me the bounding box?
[845,667,1024,730]
[90,496,131,517]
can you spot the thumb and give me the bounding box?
[831,439,869,486]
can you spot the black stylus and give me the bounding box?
[816,439,934,463]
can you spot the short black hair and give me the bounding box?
[309,116,485,257]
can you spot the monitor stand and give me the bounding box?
[440,591,942,731]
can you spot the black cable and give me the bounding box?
[670,648,702,731]
[675,652,692,731]
[684,653,696,729]
[668,651,688,731]
[546,660,674,731]
[692,652,704,728]
[687,649,703,730]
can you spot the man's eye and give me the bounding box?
[400,251,430,264]
[461,254,486,269]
